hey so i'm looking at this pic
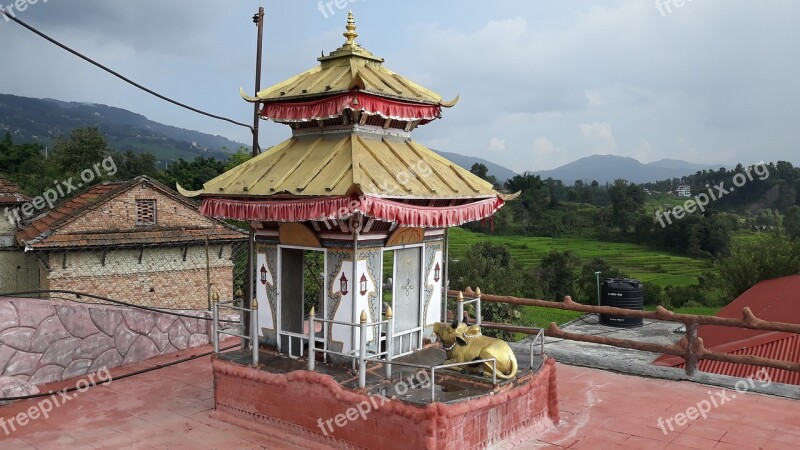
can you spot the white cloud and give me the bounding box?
[580,122,617,152]
[488,137,507,152]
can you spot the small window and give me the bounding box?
[136,199,157,226]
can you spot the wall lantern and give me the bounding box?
[433,262,441,282]
[359,274,368,296]
[340,273,349,295]
[260,265,268,285]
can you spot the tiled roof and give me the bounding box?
[16,176,245,249]
[655,274,800,384]
[0,177,31,204]
[180,133,497,200]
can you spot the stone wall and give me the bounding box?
[0,296,213,387]
[0,251,40,294]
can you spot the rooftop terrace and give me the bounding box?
[1,343,797,449]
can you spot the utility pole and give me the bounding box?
[245,6,265,350]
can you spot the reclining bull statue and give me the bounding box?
[432,321,518,380]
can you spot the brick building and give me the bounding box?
[6,176,245,309]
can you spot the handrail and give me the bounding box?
[449,289,800,376]
[213,296,259,366]
[387,358,498,402]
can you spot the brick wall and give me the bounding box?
[59,183,218,234]
[45,246,233,310]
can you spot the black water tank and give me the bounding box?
[600,278,644,327]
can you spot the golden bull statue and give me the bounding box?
[433,321,518,380]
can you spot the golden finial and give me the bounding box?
[385,306,393,319]
[360,310,368,323]
[457,291,464,302]
[309,307,315,317]
[211,292,220,303]
[475,287,482,297]
[252,297,259,309]
[344,11,358,46]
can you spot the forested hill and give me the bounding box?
[0,94,247,161]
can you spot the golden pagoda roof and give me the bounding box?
[179,133,497,199]
[241,12,457,107]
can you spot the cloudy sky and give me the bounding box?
[2,0,798,171]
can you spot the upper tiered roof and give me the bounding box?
[241,12,456,108]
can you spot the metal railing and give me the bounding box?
[456,289,482,325]
[383,358,498,403]
[308,307,394,388]
[449,288,800,376]
[213,294,259,366]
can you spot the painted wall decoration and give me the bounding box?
[256,245,278,333]
[423,241,444,333]
[328,253,378,351]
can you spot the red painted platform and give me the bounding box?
[210,356,560,450]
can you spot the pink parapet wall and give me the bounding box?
[211,357,560,450]
[0,297,216,387]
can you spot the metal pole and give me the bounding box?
[475,287,482,326]
[308,307,316,371]
[442,229,449,322]
[456,291,464,323]
[212,296,220,354]
[244,6,265,351]
[430,367,436,403]
[252,297,259,366]
[385,306,394,379]
[595,271,602,307]
[359,310,367,388]
[351,214,360,354]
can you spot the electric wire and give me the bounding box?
[0,10,255,133]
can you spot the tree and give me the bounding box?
[470,163,497,186]
[448,242,533,338]
[574,258,627,304]
[224,147,253,171]
[784,206,800,240]
[537,250,580,301]
[51,127,110,176]
[715,233,800,300]
[112,150,159,180]
[608,179,645,232]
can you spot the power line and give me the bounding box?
[1,10,255,133]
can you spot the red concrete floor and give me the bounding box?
[1,345,798,450]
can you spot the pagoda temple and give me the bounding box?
[185,14,558,449]
[182,12,513,357]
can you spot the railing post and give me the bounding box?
[457,291,464,324]
[308,307,316,371]
[492,359,497,386]
[685,321,699,377]
[251,297,259,366]
[359,310,368,388]
[212,292,219,355]
[475,287,482,326]
[430,367,436,403]
[385,306,394,379]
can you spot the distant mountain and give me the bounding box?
[0,94,248,161]
[433,150,518,184]
[535,155,723,184]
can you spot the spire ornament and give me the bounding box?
[343,11,358,47]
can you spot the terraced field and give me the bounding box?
[447,228,711,288]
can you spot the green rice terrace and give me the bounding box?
[447,227,710,288]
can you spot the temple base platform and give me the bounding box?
[211,347,560,450]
